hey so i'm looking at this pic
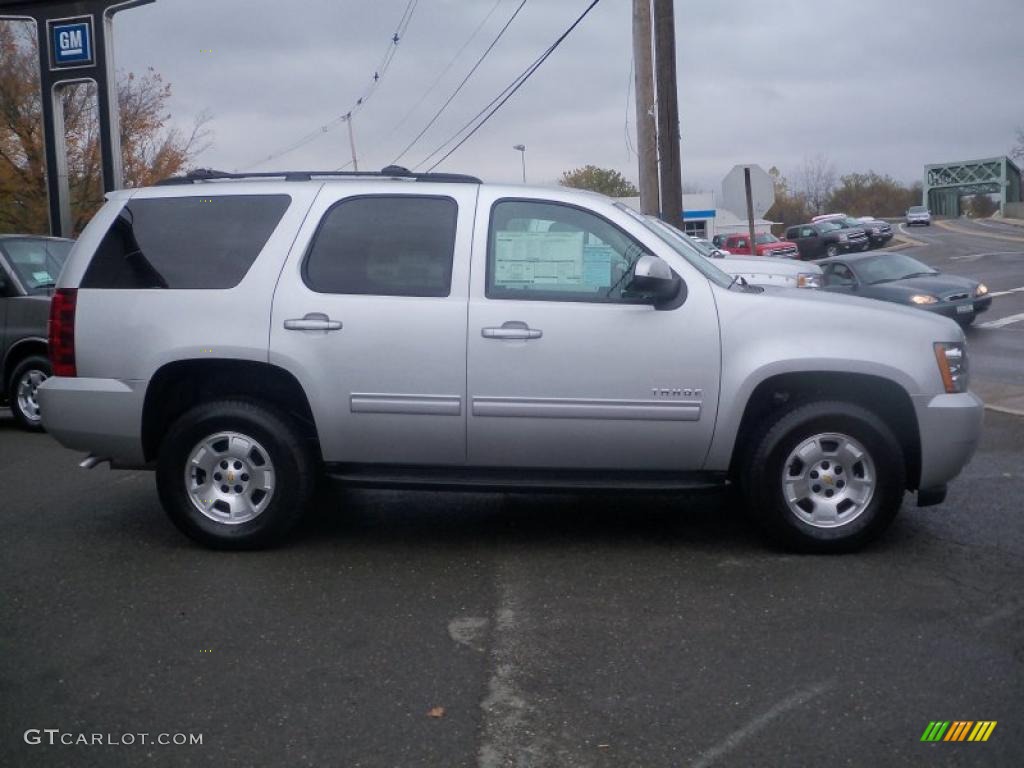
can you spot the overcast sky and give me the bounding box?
[103,0,1024,191]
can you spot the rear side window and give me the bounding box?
[81,195,290,289]
[303,196,457,297]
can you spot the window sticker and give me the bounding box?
[494,231,584,288]
[581,244,614,288]
[32,270,53,283]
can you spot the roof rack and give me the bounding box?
[155,165,482,186]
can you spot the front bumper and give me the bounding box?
[870,231,894,244]
[37,377,147,466]
[921,296,992,321]
[912,391,983,490]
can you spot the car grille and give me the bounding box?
[849,232,868,241]
[772,245,799,257]
[944,292,970,302]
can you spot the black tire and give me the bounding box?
[740,400,905,553]
[156,399,316,549]
[825,244,839,258]
[8,354,50,432]
[957,315,976,327]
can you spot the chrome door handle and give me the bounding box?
[284,312,343,331]
[481,321,542,340]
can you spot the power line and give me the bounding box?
[240,0,419,171]
[388,0,504,136]
[419,0,602,173]
[390,0,528,167]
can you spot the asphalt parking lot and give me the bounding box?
[2,222,1023,768]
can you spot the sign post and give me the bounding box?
[0,0,155,236]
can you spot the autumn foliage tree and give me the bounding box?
[559,165,638,197]
[826,172,923,218]
[0,21,210,234]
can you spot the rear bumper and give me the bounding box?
[912,391,983,490]
[37,377,147,466]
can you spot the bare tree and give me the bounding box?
[796,153,837,215]
[1012,126,1024,165]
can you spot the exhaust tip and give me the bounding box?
[80,455,110,470]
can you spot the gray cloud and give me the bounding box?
[106,0,1024,189]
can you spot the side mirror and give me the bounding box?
[626,254,686,310]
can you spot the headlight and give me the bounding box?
[910,294,938,305]
[976,283,988,296]
[838,233,848,241]
[934,342,968,393]
[797,273,821,289]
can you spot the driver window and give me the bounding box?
[825,264,856,286]
[487,200,648,302]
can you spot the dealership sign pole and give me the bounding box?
[0,0,154,236]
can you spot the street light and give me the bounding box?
[513,144,526,183]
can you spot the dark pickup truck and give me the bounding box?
[1,235,73,430]
[785,221,868,260]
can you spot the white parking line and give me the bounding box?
[987,286,1024,298]
[978,312,1024,329]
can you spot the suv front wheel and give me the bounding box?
[156,399,316,549]
[740,400,905,553]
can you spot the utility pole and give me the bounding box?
[652,0,683,227]
[345,113,359,171]
[632,0,659,215]
[744,167,757,257]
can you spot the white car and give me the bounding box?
[648,218,822,289]
[906,206,932,226]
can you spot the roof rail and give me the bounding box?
[155,165,482,186]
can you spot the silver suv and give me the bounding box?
[39,168,983,552]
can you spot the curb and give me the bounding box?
[935,218,1024,243]
[985,403,1024,417]
[972,378,1024,418]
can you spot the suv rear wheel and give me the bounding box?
[740,400,905,553]
[8,354,50,432]
[156,399,315,549]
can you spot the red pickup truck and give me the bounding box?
[721,232,800,258]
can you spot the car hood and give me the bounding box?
[866,273,978,296]
[748,282,961,332]
[716,256,821,275]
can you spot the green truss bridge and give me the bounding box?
[923,156,1021,216]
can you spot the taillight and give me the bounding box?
[48,288,77,377]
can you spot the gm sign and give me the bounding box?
[48,16,94,69]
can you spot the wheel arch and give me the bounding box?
[141,359,320,463]
[724,370,922,491]
[3,337,48,389]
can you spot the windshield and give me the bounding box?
[818,221,842,232]
[909,206,927,213]
[754,233,779,244]
[842,217,863,227]
[857,253,938,284]
[616,206,733,288]
[1,238,72,293]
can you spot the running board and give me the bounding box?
[325,464,728,493]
